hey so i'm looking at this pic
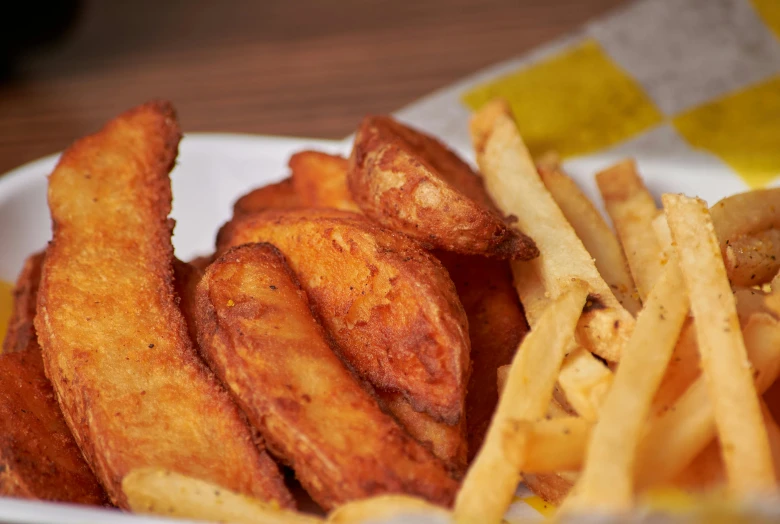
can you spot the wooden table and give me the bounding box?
[0,0,624,174]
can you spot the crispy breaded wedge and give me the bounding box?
[195,243,458,510]
[2,251,44,354]
[233,178,300,216]
[0,251,108,505]
[435,251,529,461]
[35,101,292,509]
[349,116,538,259]
[217,209,469,423]
[289,151,362,212]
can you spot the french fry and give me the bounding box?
[540,166,640,315]
[123,468,322,524]
[637,311,780,489]
[651,320,700,414]
[556,346,613,422]
[664,193,775,494]
[761,399,780,481]
[596,159,664,301]
[502,416,591,473]
[326,495,450,523]
[470,100,634,362]
[454,280,589,524]
[673,440,725,492]
[564,262,689,512]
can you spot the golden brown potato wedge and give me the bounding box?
[290,151,362,212]
[349,116,538,259]
[2,251,44,354]
[0,349,110,505]
[173,259,204,346]
[35,101,292,509]
[217,209,470,424]
[0,251,109,505]
[195,243,458,510]
[435,251,528,461]
[233,178,301,215]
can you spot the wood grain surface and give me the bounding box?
[0,0,624,174]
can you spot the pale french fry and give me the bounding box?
[540,166,640,315]
[652,213,673,256]
[564,262,689,512]
[498,366,571,419]
[122,468,322,524]
[651,320,701,414]
[664,193,775,494]
[596,159,664,301]
[502,416,591,473]
[327,495,451,523]
[723,228,780,286]
[470,100,634,362]
[557,346,613,422]
[735,287,774,326]
[761,399,780,482]
[636,312,780,489]
[710,188,780,246]
[454,281,589,524]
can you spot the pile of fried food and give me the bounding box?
[2,97,780,524]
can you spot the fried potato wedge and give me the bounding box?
[35,101,292,508]
[217,209,470,423]
[435,251,528,461]
[349,115,538,259]
[2,251,44,354]
[124,468,321,524]
[375,388,467,477]
[172,258,204,346]
[723,228,780,287]
[290,151,361,212]
[0,349,110,504]
[196,243,458,509]
[233,177,301,215]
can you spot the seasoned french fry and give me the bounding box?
[652,212,673,255]
[664,193,775,495]
[454,281,589,524]
[565,262,689,512]
[596,159,664,301]
[470,100,634,362]
[540,166,640,315]
[557,347,613,422]
[502,416,591,473]
[651,320,700,414]
[123,468,322,524]
[327,495,450,523]
[636,312,780,489]
[673,440,725,492]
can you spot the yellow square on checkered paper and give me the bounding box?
[462,39,663,159]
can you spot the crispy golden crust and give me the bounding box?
[435,252,529,461]
[375,389,467,477]
[0,349,110,505]
[233,178,301,215]
[348,116,538,259]
[35,101,292,509]
[195,244,458,510]
[523,473,572,506]
[289,151,362,213]
[2,251,45,354]
[187,254,215,272]
[173,259,204,346]
[217,209,469,423]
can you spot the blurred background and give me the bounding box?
[0,0,624,174]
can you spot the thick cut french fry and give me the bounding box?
[470,100,634,362]
[636,311,780,489]
[557,347,613,422]
[565,262,689,512]
[123,469,321,524]
[597,159,664,302]
[540,166,640,315]
[326,495,451,523]
[664,194,775,495]
[454,281,589,524]
[502,416,591,473]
